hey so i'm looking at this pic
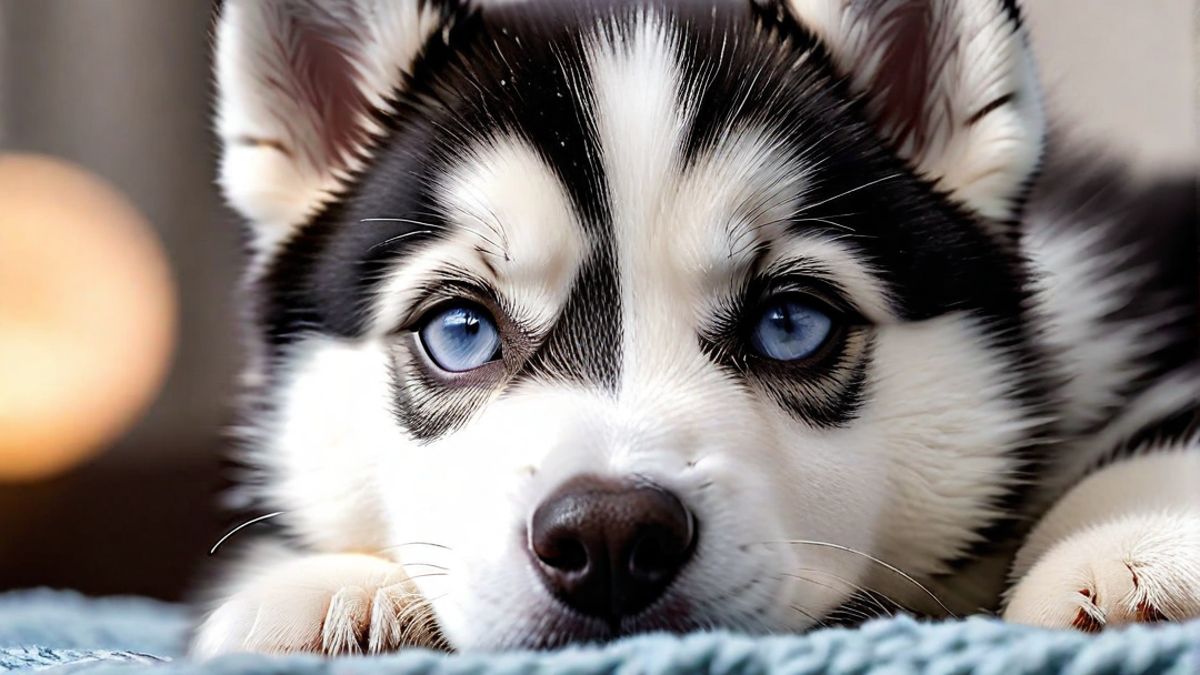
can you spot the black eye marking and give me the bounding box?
[700,274,871,428]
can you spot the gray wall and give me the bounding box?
[0,0,1195,468]
[0,1,242,466]
[1023,0,1196,173]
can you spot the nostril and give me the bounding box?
[628,502,695,584]
[536,533,588,573]
[629,529,684,583]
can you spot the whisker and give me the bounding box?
[767,540,957,618]
[377,541,454,554]
[825,604,877,626]
[795,173,903,214]
[783,569,897,618]
[788,603,828,629]
[798,587,875,626]
[776,575,878,627]
[789,217,855,232]
[402,572,450,583]
[793,568,896,612]
[365,229,436,253]
[473,204,512,255]
[727,210,864,260]
[360,217,449,228]
[362,216,507,261]
[400,562,449,572]
[208,511,285,556]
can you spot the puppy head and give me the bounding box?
[216,0,1047,650]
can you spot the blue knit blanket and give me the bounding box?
[1,589,1197,673]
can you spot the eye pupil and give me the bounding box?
[749,298,834,362]
[769,309,794,333]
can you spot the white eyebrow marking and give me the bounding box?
[370,136,589,337]
[758,234,896,324]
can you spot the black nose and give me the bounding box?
[529,477,696,623]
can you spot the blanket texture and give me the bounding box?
[1,589,1197,674]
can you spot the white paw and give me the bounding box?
[190,554,444,657]
[1004,511,1200,631]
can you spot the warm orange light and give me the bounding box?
[0,153,177,481]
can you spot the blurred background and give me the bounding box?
[0,0,1195,602]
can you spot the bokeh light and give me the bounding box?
[0,153,177,481]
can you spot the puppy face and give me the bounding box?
[217,0,1048,650]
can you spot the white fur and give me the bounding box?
[259,337,398,553]
[192,544,438,656]
[1025,217,1180,439]
[1047,366,1200,496]
[373,138,591,338]
[1005,450,1200,628]
[759,236,895,324]
[861,316,1037,580]
[215,0,446,250]
[784,0,1044,219]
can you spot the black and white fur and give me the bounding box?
[194,0,1200,655]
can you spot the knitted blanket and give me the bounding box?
[1,589,1197,673]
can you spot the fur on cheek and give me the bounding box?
[853,314,1040,582]
[254,336,401,554]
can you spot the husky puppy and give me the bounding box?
[194,0,1199,655]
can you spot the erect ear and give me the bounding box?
[214,0,459,250]
[782,0,1044,220]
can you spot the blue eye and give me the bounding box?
[418,305,502,372]
[749,298,834,361]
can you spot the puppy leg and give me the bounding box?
[191,547,443,657]
[1004,449,1200,630]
